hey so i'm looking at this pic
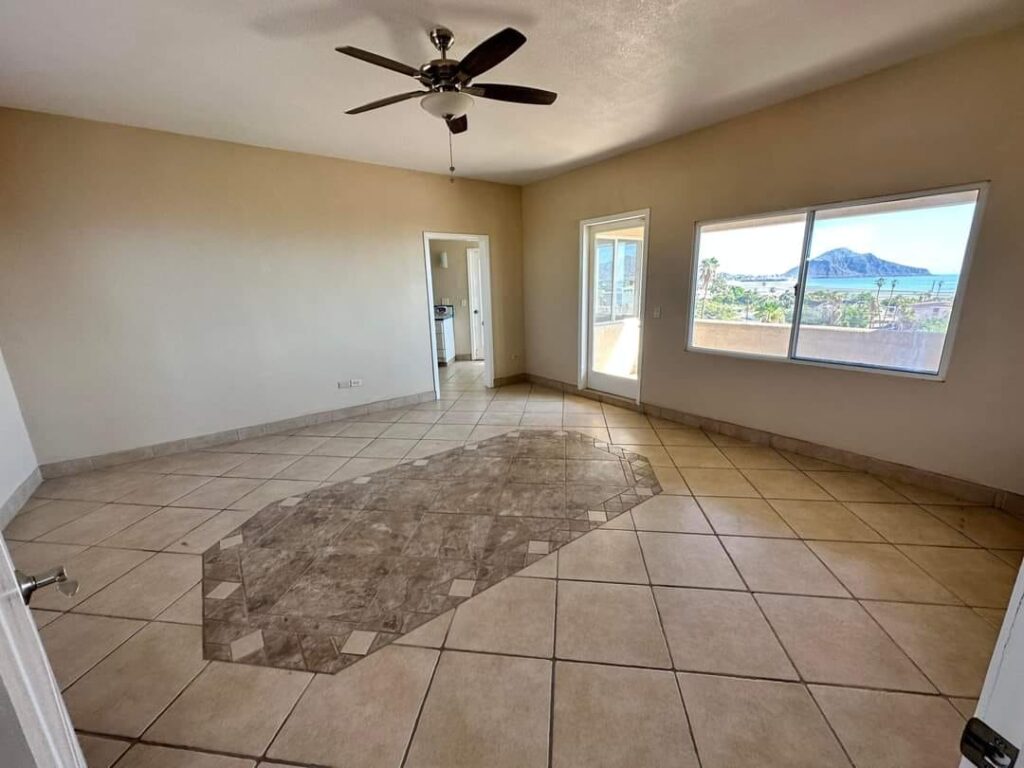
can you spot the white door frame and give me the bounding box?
[422,232,494,395]
[578,209,651,403]
[467,247,485,361]
[0,537,86,767]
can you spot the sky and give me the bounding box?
[699,200,978,277]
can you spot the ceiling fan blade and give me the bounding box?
[345,91,426,115]
[446,115,468,134]
[335,46,420,78]
[457,27,526,81]
[463,83,557,105]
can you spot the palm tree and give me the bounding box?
[698,257,719,319]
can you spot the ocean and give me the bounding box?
[731,274,960,296]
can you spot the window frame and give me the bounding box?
[686,182,989,381]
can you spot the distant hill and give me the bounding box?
[784,248,930,278]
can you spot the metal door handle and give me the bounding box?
[15,566,79,605]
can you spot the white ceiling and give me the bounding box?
[1,0,1022,184]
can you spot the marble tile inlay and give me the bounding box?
[201,430,660,673]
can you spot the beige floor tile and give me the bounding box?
[168,477,263,509]
[478,411,523,426]
[521,412,563,427]
[157,583,203,624]
[268,645,438,768]
[950,697,978,718]
[164,509,255,554]
[899,545,1017,608]
[678,673,849,768]
[719,446,793,469]
[436,411,483,425]
[327,456,400,481]
[639,532,744,589]
[161,452,254,477]
[630,495,712,533]
[38,503,160,545]
[446,577,556,657]
[656,429,713,447]
[608,427,660,445]
[40,613,144,689]
[655,587,796,679]
[768,500,883,541]
[75,552,200,619]
[228,479,319,510]
[652,465,691,494]
[552,661,699,768]
[924,505,1024,549]
[679,468,758,497]
[309,436,374,457]
[698,497,796,537]
[77,734,131,768]
[811,686,964,768]
[557,530,649,584]
[721,537,847,596]
[223,454,301,479]
[706,433,753,447]
[34,470,154,503]
[562,412,606,427]
[467,425,516,442]
[808,541,958,603]
[807,472,908,502]
[974,607,1007,629]
[556,581,671,668]
[863,602,999,696]
[381,421,434,438]
[666,446,731,468]
[845,502,972,545]
[8,540,87,573]
[741,470,831,500]
[115,744,254,768]
[615,444,674,466]
[757,593,933,692]
[405,651,551,768]
[397,411,444,425]
[31,608,61,628]
[881,480,974,505]
[145,661,311,755]
[32,546,153,610]
[4,500,105,541]
[991,549,1024,567]
[101,507,216,550]
[777,451,850,471]
[394,609,454,648]
[603,413,648,428]
[114,475,213,506]
[271,436,329,455]
[424,423,476,440]
[65,622,207,737]
[272,454,348,481]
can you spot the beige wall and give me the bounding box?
[0,345,36,505]
[523,25,1024,493]
[429,239,478,358]
[0,109,522,464]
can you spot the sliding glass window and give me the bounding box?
[688,185,985,377]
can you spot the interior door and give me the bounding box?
[585,215,647,400]
[0,537,85,767]
[467,247,485,361]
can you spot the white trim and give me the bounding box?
[422,232,494,390]
[466,247,484,361]
[686,181,989,381]
[578,209,651,403]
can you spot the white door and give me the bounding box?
[583,213,648,400]
[960,562,1024,766]
[467,247,485,361]
[0,537,85,767]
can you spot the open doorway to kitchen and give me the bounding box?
[423,232,494,396]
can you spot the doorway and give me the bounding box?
[579,210,650,401]
[422,232,494,396]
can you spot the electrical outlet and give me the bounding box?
[350,378,363,387]
[653,305,662,319]
[337,381,351,389]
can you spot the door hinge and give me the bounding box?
[962,717,1019,768]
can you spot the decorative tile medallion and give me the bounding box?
[201,429,661,673]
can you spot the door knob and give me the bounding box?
[15,566,79,605]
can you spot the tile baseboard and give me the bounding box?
[1,467,42,529]
[524,374,1024,515]
[38,390,437,480]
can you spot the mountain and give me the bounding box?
[783,248,930,278]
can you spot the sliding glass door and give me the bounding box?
[583,213,648,399]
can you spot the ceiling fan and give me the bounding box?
[335,26,557,135]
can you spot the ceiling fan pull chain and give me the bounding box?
[448,130,455,183]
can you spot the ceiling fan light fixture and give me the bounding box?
[420,91,474,119]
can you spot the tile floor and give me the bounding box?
[4,360,1022,767]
